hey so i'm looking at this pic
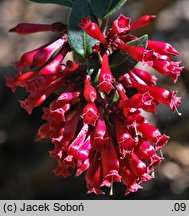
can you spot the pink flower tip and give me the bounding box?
[125,183,143,195]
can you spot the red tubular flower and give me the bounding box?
[99,53,114,94]
[64,123,89,167]
[25,75,57,93]
[82,103,99,126]
[20,95,45,115]
[120,92,157,113]
[31,36,67,68]
[50,103,71,122]
[123,108,145,126]
[9,22,66,34]
[92,118,110,151]
[85,152,104,194]
[120,160,142,194]
[129,68,157,86]
[49,111,81,161]
[39,54,64,75]
[50,92,80,110]
[148,40,179,56]
[133,83,181,112]
[128,153,152,182]
[75,135,92,162]
[137,123,169,150]
[101,140,121,187]
[6,72,38,92]
[127,70,147,86]
[116,40,155,62]
[39,48,69,75]
[112,15,131,34]
[84,75,97,103]
[79,17,107,44]
[35,123,50,141]
[135,141,164,168]
[67,123,89,158]
[116,40,145,61]
[53,160,70,177]
[20,77,65,114]
[115,119,137,154]
[152,60,183,83]
[14,47,42,71]
[130,15,156,30]
[54,109,81,146]
[118,73,133,88]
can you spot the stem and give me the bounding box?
[101,17,109,34]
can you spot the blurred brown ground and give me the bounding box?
[0,0,189,199]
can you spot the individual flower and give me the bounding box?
[84,75,97,103]
[82,103,99,126]
[137,123,169,150]
[120,160,142,195]
[111,14,131,34]
[98,53,114,94]
[79,17,107,44]
[9,22,66,34]
[130,15,156,30]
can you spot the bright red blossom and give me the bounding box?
[7,12,183,195]
[79,17,107,44]
[9,22,66,34]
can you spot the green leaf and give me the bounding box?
[109,34,148,78]
[68,0,98,57]
[91,0,127,19]
[111,90,119,103]
[29,0,74,7]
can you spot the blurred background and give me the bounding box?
[0,0,189,199]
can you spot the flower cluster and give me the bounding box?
[7,14,183,195]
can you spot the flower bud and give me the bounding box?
[82,103,99,126]
[130,15,156,30]
[135,141,163,167]
[84,75,97,103]
[9,22,66,34]
[80,17,107,44]
[31,37,67,68]
[35,123,50,141]
[148,40,179,56]
[128,153,152,181]
[93,118,109,151]
[99,53,114,94]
